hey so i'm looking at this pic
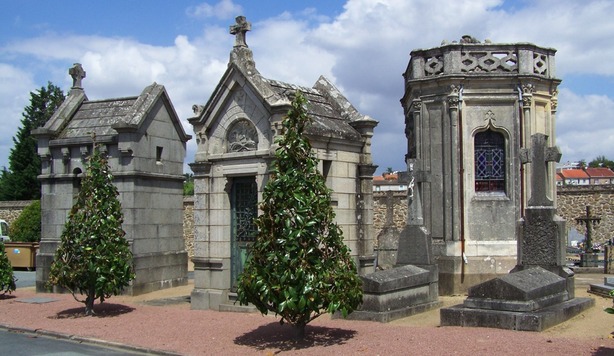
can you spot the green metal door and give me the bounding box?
[230,177,258,290]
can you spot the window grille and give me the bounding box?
[475,130,505,192]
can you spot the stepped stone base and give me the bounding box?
[440,267,595,331]
[345,264,440,323]
[440,297,594,331]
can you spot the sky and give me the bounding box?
[1,0,614,175]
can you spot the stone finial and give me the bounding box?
[69,63,86,89]
[460,35,481,44]
[230,16,251,48]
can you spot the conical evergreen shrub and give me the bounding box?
[237,92,363,338]
[48,141,134,315]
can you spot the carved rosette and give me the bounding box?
[227,119,258,152]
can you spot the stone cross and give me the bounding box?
[519,133,561,206]
[69,63,86,89]
[230,16,251,48]
[575,205,601,253]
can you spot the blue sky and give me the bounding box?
[2,0,614,174]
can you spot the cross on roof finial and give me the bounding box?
[519,133,561,206]
[69,63,86,89]
[230,16,251,48]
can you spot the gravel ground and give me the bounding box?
[1,276,613,356]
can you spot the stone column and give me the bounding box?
[447,85,461,241]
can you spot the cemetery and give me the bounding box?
[1,13,614,355]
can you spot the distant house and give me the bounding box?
[557,169,590,186]
[555,167,614,186]
[584,167,614,185]
[373,172,409,191]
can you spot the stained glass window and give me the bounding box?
[475,130,505,192]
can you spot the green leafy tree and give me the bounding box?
[0,241,16,296]
[10,200,41,242]
[589,155,614,170]
[237,92,363,339]
[183,173,194,196]
[0,83,65,200]
[48,140,134,315]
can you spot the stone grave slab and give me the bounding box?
[346,264,441,323]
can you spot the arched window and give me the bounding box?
[474,130,505,192]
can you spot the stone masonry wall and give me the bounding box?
[557,185,614,246]
[3,186,613,258]
[0,201,34,226]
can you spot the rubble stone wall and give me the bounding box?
[3,185,613,256]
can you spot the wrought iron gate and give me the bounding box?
[230,177,258,290]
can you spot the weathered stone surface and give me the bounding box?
[441,297,594,331]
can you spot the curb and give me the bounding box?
[0,324,183,356]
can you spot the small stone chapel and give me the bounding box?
[189,16,378,311]
[401,36,561,294]
[33,64,191,295]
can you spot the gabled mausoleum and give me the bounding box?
[189,16,378,311]
[33,63,191,295]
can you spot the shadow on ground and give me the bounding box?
[593,346,614,355]
[0,294,16,300]
[51,303,135,319]
[234,321,356,353]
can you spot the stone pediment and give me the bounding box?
[189,62,375,161]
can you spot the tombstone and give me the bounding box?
[33,64,191,295]
[345,116,441,324]
[189,17,378,311]
[440,133,594,331]
[402,38,561,295]
[374,191,400,269]
[576,205,601,267]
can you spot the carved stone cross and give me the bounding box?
[519,133,561,206]
[230,16,251,48]
[575,205,601,253]
[69,63,86,88]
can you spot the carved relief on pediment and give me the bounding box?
[227,119,258,152]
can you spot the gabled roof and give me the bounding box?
[36,81,191,143]
[584,167,614,178]
[558,169,589,179]
[189,36,377,143]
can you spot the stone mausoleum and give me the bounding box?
[401,36,560,294]
[189,17,378,311]
[33,64,191,295]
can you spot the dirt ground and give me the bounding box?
[1,273,613,355]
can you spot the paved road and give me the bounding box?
[0,329,150,355]
[14,270,35,288]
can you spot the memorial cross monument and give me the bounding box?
[440,133,594,331]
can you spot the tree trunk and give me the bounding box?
[293,323,306,340]
[85,285,96,316]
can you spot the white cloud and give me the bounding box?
[556,89,614,162]
[187,0,243,20]
[0,64,37,170]
[2,0,614,173]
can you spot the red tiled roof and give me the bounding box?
[584,167,614,178]
[558,169,589,179]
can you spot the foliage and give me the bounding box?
[0,83,65,200]
[0,241,16,295]
[48,141,135,315]
[589,155,614,170]
[605,289,614,314]
[10,200,41,242]
[236,92,363,338]
[183,173,194,196]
